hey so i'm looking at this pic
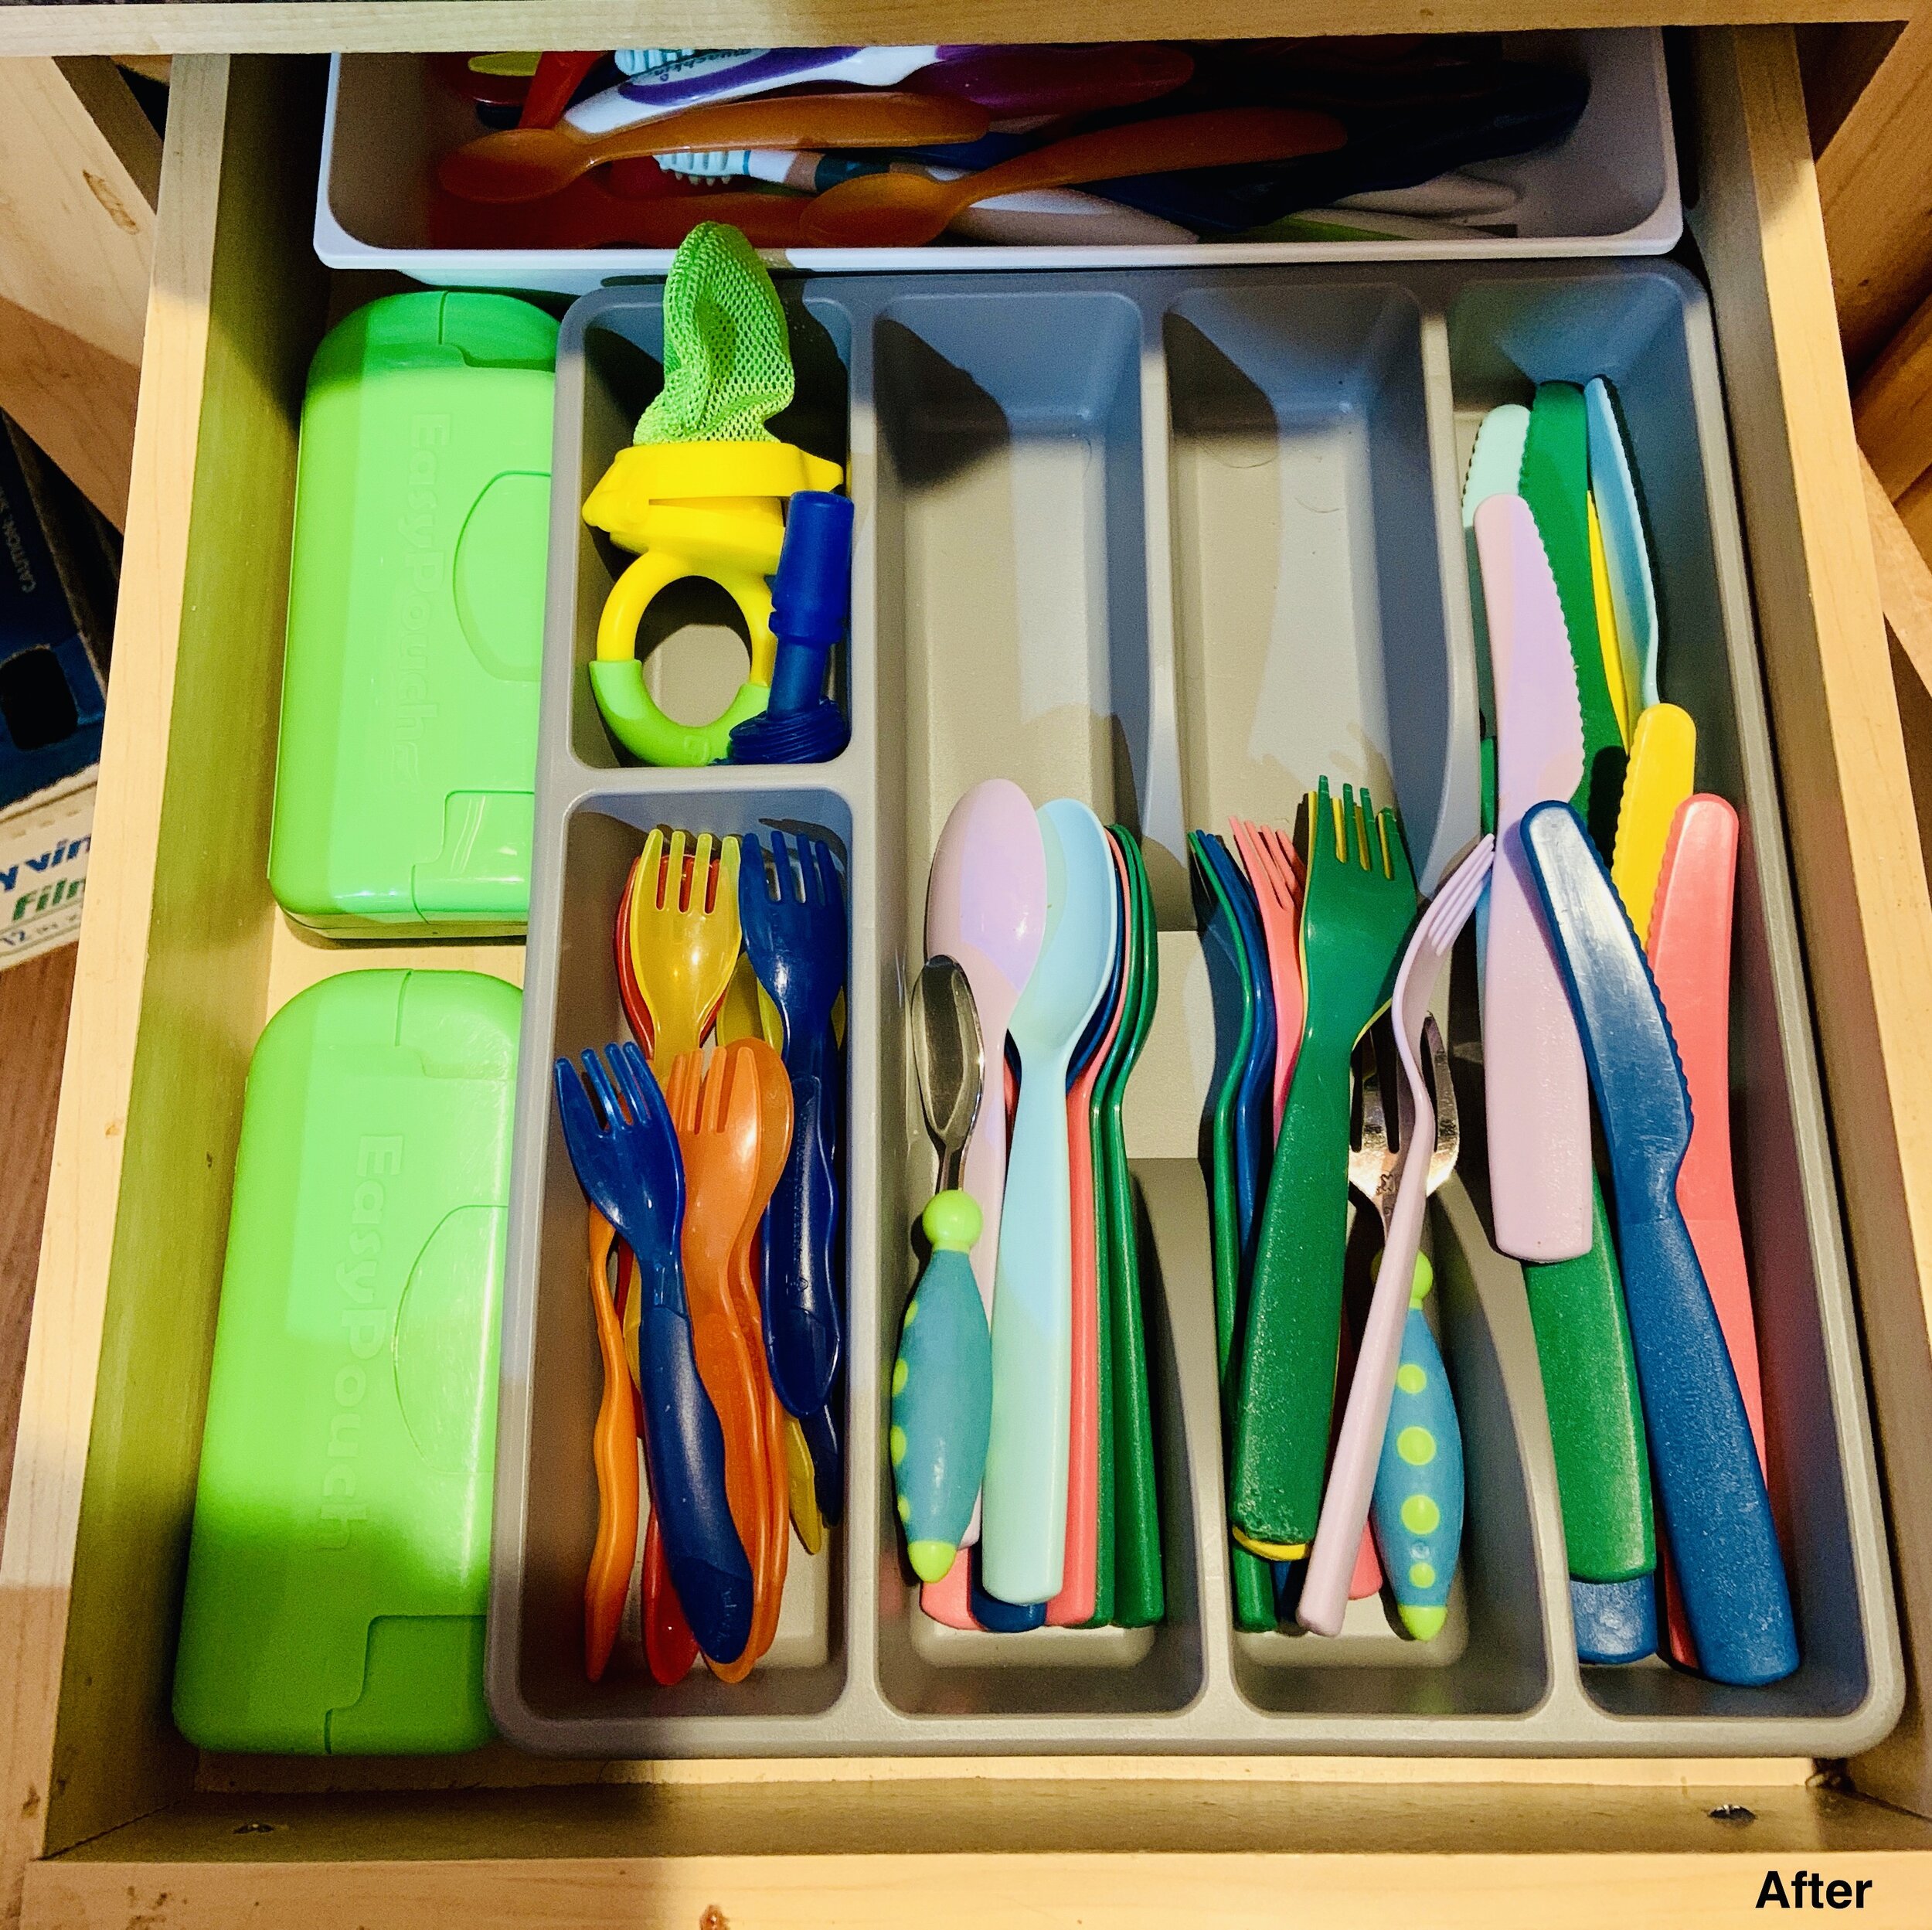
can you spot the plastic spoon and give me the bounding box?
[1101,829,1164,1629]
[440,91,993,204]
[799,106,1347,248]
[893,958,992,1585]
[982,800,1119,1605]
[920,782,1048,1629]
[1048,853,1129,1627]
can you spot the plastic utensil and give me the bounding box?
[740,831,847,1417]
[922,782,1050,1619]
[1202,835,1277,1259]
[970,1545,1047,1632]
[1519,383,1625,853]
[665,1048,777,1681]
[1521,801,1798,1687]
[520,52,604,128]
[1299,839,1492,1636]
[909,43,1194,117]
[614,858,654,1052]
[441,91,992,204]
[553,1043,753,1667]
[1586,377,1661,713]
[628,828,742,1071]
[1336,172,1523,219]
[1230,818,1304,1131]
[1188,833,1279,1628]
[982,799,1119,1605]
[1372,1021,1471,1638]
[583,1209,638,1682]
[1477,492,1592,1265]
[800,106,1347,249]
[893,958,993,1585]
[429,176,811,252]
[1082,837,1136,1628]
[1573,1575,1658,1665]
[799,1399,843,1530]
[1609,703,1696,949]
[728,1039,794,1661]
[1232,781,1418,1554]
[1648,795,1767,1669]
[573,46,944,133]
[1100,828,1164,1629]
[1587,493,1631,746]
[1049,850,1129,1628]
[729,492,853,766]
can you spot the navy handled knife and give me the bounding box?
[1521,801,1797,1687]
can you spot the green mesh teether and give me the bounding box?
[635,222,794,446]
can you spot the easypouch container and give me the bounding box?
[318,32,1679,298]
[489,261,1900,1758]
[269,291,556,935]
[175,968,521,1755]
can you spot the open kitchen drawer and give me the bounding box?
[8,34,1932,1928]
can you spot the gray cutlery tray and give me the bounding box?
[491,262,1901,1758]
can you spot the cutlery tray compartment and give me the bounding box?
[495,262,1898,1757]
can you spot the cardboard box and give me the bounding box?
[0,768,93,968]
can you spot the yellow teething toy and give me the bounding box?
[584,441,842,767]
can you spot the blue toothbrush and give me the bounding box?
[1522,802,1797,1687]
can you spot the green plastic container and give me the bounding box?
[173,968,519,1755]
[268,291,557,934]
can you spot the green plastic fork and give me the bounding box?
[1230,778,1420,1553]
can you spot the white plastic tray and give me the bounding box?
[316,33,1681,297]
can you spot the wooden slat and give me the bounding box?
[1866,452,1932,696]
[1693,26,1932,1824]
[22,1782,1932,1928]
[0,0,1910,56]
[1856,290,1932,501]
[1819,12,1932,374]
[0,53,335,1925]
[0,58,160,527]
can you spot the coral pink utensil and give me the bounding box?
[1048,837,1131,1626]
[1478,493,1592,1264]
[1230,818,1305,1130]
[922,781,1048,1629]
[1646,793,1766,1669]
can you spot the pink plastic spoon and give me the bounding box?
[922,781,1048,1629]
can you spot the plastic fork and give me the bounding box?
[628,828,742,1072]
[740,831,848,1418]
[1298,838,1492,1635]
[668,1046,782,1680]
[1229,819,1305,1132]
[1231,780,1420,1554]
[552,1043,753,1666]
[583,1209,638,1682]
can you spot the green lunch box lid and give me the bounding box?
[268,291,559,935]
[173,968,521,1755]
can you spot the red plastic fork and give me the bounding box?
[1229,818,1306,1131]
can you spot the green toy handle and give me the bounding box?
[590,658,770,768]
[1230,1022,1356,1550]
[1521,1176,1655,1580]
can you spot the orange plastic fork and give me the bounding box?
[667,1047,777,1682]
[583,1210,638,1682]
[1230,818,1307,1131]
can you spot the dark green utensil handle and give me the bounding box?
[1231,1023,1356,1549]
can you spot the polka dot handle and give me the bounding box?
[1369,1254,1465,1640]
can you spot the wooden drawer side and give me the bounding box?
[0,52,328,1900]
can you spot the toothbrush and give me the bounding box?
[658,150,1198,243]
[570,47,942,137]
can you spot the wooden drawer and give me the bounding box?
[8,35,1932,1927]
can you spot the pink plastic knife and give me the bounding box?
[1477,493,1593,1263]
[1646,792,1767,1667]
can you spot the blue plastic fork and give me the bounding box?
[740,832,849,1416]
[553,1041,754,1666]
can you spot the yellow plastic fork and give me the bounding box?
[628,827,743,1072]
